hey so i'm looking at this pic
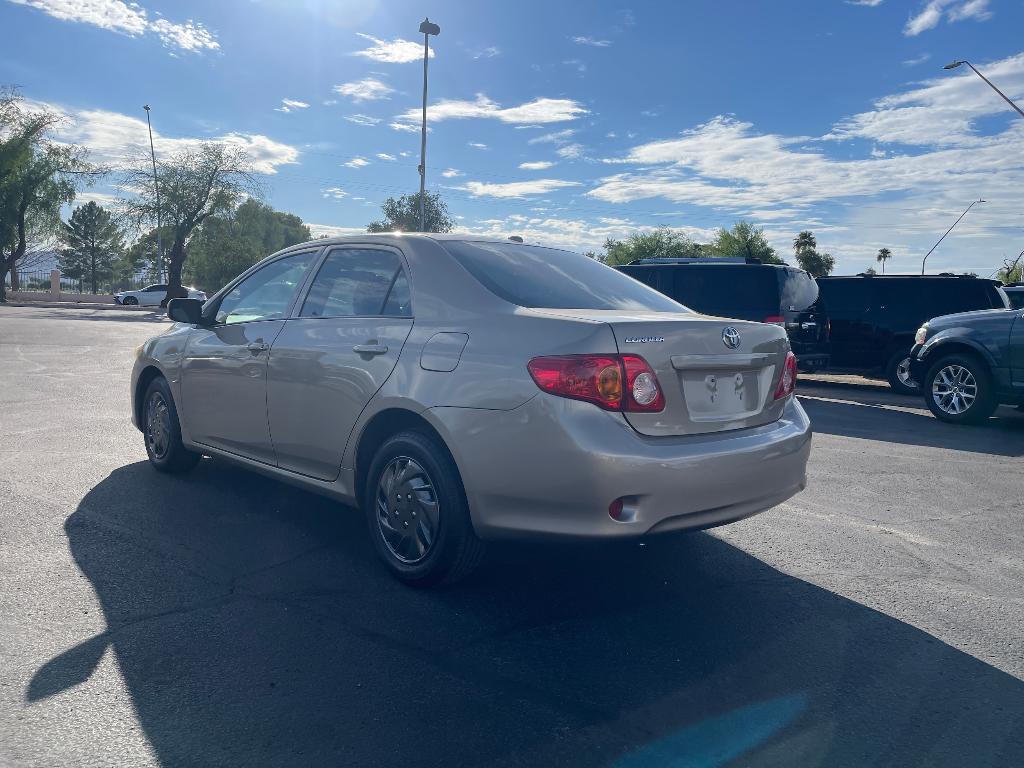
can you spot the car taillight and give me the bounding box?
[764,315,785,325]
[774,351,797,400]
[527,354,664,412]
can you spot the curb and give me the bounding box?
[1,301,163,312]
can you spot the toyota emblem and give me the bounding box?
[722,327,741,349]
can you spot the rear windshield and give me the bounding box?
[442,241,688,312]
[780,268,819,312]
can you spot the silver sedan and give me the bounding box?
[130,235,811,585]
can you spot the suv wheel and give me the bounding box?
[924,353,997,425]
[364,430,484,587]
[143,377,202,472]
[122,296,138,306]
[886,349,920,395]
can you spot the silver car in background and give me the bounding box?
[131,235,811,585]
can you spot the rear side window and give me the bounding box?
[443,241,687,312]
[817,280,871,316]
[1005,288,1024,310]
[671,266,778,319]
[924,280,1005,314]
[300,248,412,318]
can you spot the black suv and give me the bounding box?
[1003,283,1024,309]
[616,258,829,370]
[815,274,1008,393]
[909,306,1024,423]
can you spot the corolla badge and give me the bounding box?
[722,326,741,349]
[623,336,665,343]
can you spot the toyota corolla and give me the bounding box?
[131,235,811,585]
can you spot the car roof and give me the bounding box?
[280,233,548,251]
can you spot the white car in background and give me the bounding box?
[115,284,207,306]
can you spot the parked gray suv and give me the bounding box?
[909,306,1024,424]
[132,235,811,585]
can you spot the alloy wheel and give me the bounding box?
[932,364,977,415]
[145,391,171,459]
[375,456,440,564]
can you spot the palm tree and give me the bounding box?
[793,231,816,255]
[876,247,892,274]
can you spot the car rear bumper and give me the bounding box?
[428,394,811,540]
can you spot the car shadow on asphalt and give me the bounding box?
[799,390,1024,457]
[30,460,1024,767]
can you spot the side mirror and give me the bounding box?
[167,297,206,325]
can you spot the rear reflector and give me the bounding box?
[527,354,664,412]
[774,351,797,400]
[764,315,785,325]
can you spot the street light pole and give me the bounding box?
[921,199,985,275]
[943,60,1024,120]
[143,105,163,282]
[417,17,440,232]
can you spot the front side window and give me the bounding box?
[215,251,317,325]
[300,248,412,318]
[146,284,167,292]
[443,241,686,312]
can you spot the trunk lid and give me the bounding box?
[531,309,792,436]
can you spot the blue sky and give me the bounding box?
[2,0,1023,275]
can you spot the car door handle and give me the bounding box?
[247,341,269,354]
[353,343,388,355]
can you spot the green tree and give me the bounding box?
[793,230,816,256]
[796,250,835,278]
[1,91,89,301]
[876,247,892,274]
[600,227,706,266]
[997,251,1023,284]
[863,266,877,276]
[709,221,784,264]
[188,199,311,292]
[120,142,259,305]
[58,201,124,293]
[367,191,453,233]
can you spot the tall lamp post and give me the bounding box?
[943,60,1024,120]
[143,105,163,282]
[418,17,440,232]
[921,199,985,275]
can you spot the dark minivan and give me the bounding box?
[816,274,1009,393]
[616,258,830,370]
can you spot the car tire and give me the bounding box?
[885,349,920,395]
[923,352,998,425]
[122,296,138,306]
[142,377,202,473]
[363,430,484,587]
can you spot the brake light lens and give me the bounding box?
[527,354,664,412]
[774,351,797,400]
[764,315,785,325]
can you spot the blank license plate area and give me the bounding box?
[679,369,763,420]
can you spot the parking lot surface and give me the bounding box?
[1,305,1022,767]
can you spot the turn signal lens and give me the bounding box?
[773,351,797,400]
[527,354,664,412]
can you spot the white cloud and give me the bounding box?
[345,114,382,126]
[572,36,611,47]
[468,142,488,150]
[462,179,582,198]
[352,32,433,63]
[394,95,587,125]
[519,161,555,170]
[904,0,992,36]
[321,187,348,200]
[343,157,370,168]
[274,98,310,113]
[40,101,298,174]
[8,0,219,53]
[441,168,463,178]
[556,143,585,159]
[902,53,931,66]
[333,78,394,103]
[389,122,421,133]
[528,128,577,145]
[847,0,883,5]
[473,46,500,59]
[563,59,586,74]
[376,153,396,161]
[307,223,366,239]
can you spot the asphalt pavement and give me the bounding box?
[1,305,1022,767]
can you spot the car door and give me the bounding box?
[180,250,319,463]
[267,246,414,481]
[818,279,873,367]
[141,284,166,306]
